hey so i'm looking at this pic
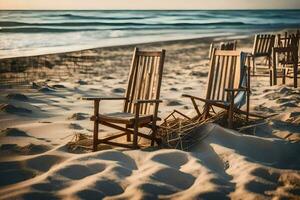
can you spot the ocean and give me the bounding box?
[0,10,300,58]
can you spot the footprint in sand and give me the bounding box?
[189,71,208,77]
[38,87,55,93]
[150,151,189,169]
[183,86,193,90]
[166,100,184,106]
[51,84,66,89]
[76,79,88,85]
[150,167,195,190]
[69,123,84,130]
[112,88,125,94]
[68,112,88,120]
[0,104,32,115]
[0,143,50,155]
[0,128,31,137]
[6,93,29,101]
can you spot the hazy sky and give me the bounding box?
[1,0,300,10]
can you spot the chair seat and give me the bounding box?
[253,53,270,57]
[99,112,153,125]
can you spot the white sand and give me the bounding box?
[0,31,300,199]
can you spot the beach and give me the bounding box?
[1,27,300,200]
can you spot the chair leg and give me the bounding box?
[252,56,256,76]
[133,121,138,149]
[151,121,157,146]
[126,126,131,142]
[93,100,100,152]
[268,56,273,86]
[294,62,298,88]
[282,65,286,85]
[246,93,250,122]
[272,50,277,85]
[203,105,210,119]
[228,109,233,129]
[228,92,234,129]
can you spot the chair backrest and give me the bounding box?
[123,48,166,115]
[209,41,237,59]
[276,32,299,48]
[206,49,248,108]
[273,45,298,66]
[252,34,275,56]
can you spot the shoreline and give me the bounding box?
[0,27,290,60]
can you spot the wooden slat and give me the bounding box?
[252,35,258,55]
[261,35,268,53]
[257,35,264,53]
[215,50,241,56]
[137,55,147,114]
[148,56,158,109]
[211,54,220,100]
[221,55,229,101]
[140,56,149,114]
[129,55,143,112]
[124,48,138,112]
[143,56,155,114]
[216,54,224,100]
[206,48,217,100]
[136,51,162,57]
[140,56,148,113]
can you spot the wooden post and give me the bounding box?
[93,100,100,151]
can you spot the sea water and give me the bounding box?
[0,10,299,58]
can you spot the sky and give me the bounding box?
[0,0,300,10]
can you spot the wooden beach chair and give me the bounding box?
[271,32,299,87]
[208,40,237,59]
[271,45,299,88]
[183,49,251,128]
[83,48,166,151]
[276,31,300,48]
[250,34,275,78]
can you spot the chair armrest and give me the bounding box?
[82,96,127,101]
[225,88,248,92]
[182,94,207,103]
[134,99,162,104]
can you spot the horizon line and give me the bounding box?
[1,8,299,11]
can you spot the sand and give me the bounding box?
[0,29,300,199]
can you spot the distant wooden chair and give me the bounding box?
[276,31,300,48]
[271,44,299,88]
[83,48,166,151]
[272,32,299,87]
[276,31,300,66]
[250,34,275,78]
[183,49,251,128]
[208,40,237,59]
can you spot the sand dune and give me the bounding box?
[0,123,299,199]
